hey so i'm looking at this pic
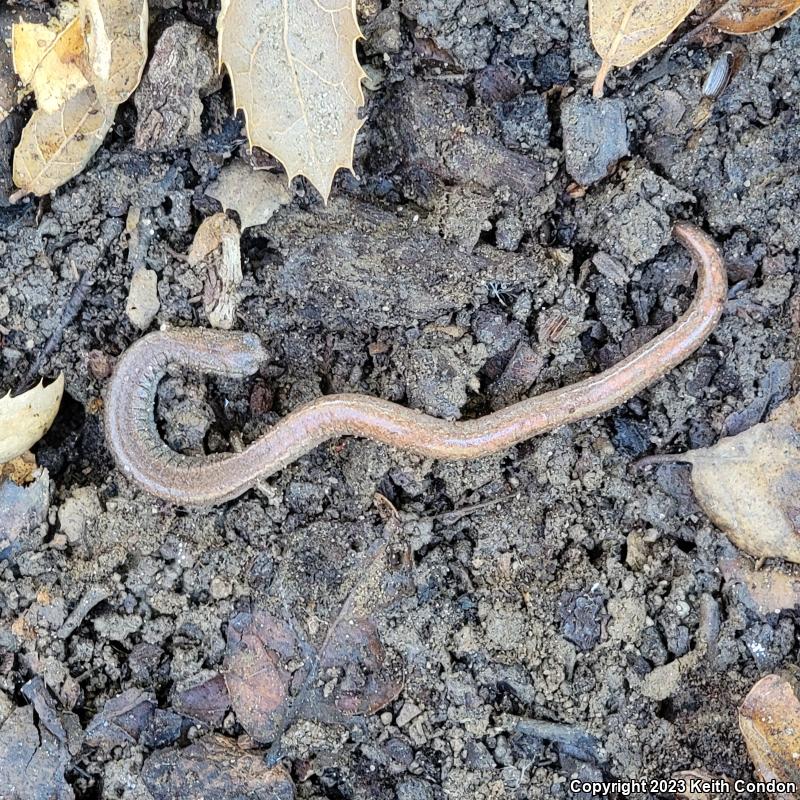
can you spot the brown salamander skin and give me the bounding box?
[104,222,727,507]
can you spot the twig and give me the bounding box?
[17,268,94,393]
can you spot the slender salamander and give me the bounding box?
[104,222,727,507]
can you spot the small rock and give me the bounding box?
[558,590,604,651]
[0,468,49,560]
[396,701,422,728]
[561,93,628,186]
[498,93,550,151]
[126,268,160,329]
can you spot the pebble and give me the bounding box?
[126,268,160,329]
[396,700,422,727]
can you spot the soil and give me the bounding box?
[1,1,799,798]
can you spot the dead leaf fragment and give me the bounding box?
[12,17,90,113]
[590,0,700,96]
[710,0,800,33]
[12,86,115,198]
[0,375,64,463]
[720,557,800,615]
[142,735,295,800]
[642,393,800,563]
[217,0,366,200]
[79,0,148,104]
[739,674,800,798]
[223,610,295,743]
[188,213,242,330]
[207,160,291,230]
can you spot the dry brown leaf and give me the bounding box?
[709,0,800,33]
[641,393,800,563]
[217,0,366,201]
[12,17,90,113]
[0,375,64,463]
[590,0,701,96]
[223,539,411,742]
[78,0,148,104]
[739,674,800,798]
[12,86,116,198]
[207,161,291,230]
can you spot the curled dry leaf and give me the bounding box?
[641,393,800,563]
[590,0,700,96]
[207,160,291,230]
[0,375,64,463]
[217,0,366,201]
[187,212,242,330]
[78,0,148,104]
[710,0,800,33]
[12,86,115,198]
[12,17,90,113]
[739,674,800,798]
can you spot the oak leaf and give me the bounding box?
[78,0,148,104]
[590,0,700,96]
[0,375,64,463]
[709,0,800,33]
[12,86,115,198]
[12,17,90,113]
[739,674,800,798]
[217,0,366,201]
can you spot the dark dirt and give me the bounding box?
[1,0,799,798]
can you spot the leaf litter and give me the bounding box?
[639,393,800,563]
[223,535,413,746]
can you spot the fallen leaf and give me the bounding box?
[188,213,243,330]
[207,160,291,230]
[590,0,700,96]
[12,17,90,113]
[217,0,366,200]
[0,375,64,463]
[710,0,800,33]
[223,538,411,741]
[12,86,115,198]
[739,674,800,798]
[640,393,800,563]
[79,0,148,104]
[171,674,231,727]
[720,556,800,614]
[223,610,296,743]
[85,689,156,749]
[142,735,294,800]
